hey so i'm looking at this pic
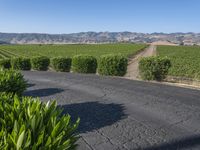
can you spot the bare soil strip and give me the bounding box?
[125,45,156,79]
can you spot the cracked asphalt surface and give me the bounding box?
[23,71,200,150]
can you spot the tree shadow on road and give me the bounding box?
[27,83,35,88]
[141,134,200,150]
[24,88,64,97]
[60,101,127,133]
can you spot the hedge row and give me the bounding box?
[0,54,128,76]
[98,54,128,76]
[72,55,97,73]
[11,57,31,70]
[51,57,72,72]
[0,57,50,71]
[139,56,171,81]
[31,56,50,71]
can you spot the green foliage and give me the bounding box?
[11,57,31,70]
[31,56,50,71]
[98,54,128,76]
[139,56,171,81]
[0,44,146,58]
[157,45,200,79]
[0,94,80,150]
[51,57,72,72]
[72,55,97,73]
[0,70,27,96]
[0,59,11,69]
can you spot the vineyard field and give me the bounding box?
[157,45,200,79]
[0,44,146,59]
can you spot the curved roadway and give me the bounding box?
[23,71,200,150]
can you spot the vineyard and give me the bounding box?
[157,45,200,79]
[0,44,146,59]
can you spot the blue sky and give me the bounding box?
[0,0,200,33]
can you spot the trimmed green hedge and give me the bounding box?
[139,56,171,81]
[0,94,80,149]
[51,57,72,72]
[72,55,97,73]
[11,57,31,70]
[98,54,128,76]
[0,59,11,69]
[0,69,27,96]
[31,56,50,71]
[0,53,132,78]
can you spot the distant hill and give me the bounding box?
[0,40,10,45]
[0,32,200,45]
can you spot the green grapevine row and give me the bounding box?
[157,45,200,80]
[0,43,147,59]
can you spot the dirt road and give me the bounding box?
[125,45,156,79]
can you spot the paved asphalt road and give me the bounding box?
[23,71,200,150]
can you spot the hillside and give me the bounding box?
[0,32,200,45]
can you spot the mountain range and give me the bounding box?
[0,32,200,45]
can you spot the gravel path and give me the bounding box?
[23,71,200,150]
[125,45,156,79]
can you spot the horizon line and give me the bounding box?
[0,31,199,35]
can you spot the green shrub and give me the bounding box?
[31,56,50,71]
[0,69,27,96]
[139,56,171,81]
[0,59,11,69]
[0,93,80,149]
[98,54,128,76]
[72,55,97,73]
[51,57,72,72]
[11,57,31,70]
